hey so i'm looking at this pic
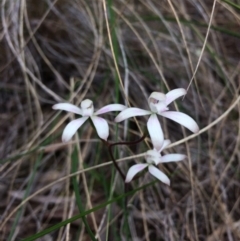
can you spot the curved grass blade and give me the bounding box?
[21,180,156,241]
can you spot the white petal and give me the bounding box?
[94,104,127,115]
[91,116,109,140]
[165,88,186,106]
[115,108,151,122]
[159,139,171,152]
[52,103,82,115]
[148,166,170,185]
[125,164,148,183]
[160,111,199,133]
[62,117,88,142]
[157,154,186,164]
[147,114,164,151]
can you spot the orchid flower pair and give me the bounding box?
[52,88,199,185]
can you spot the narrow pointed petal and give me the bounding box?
[91,116,109,140]
[147,114,164,151]
[95,104,127,115]
[62,117,88,142]
[125,164,148,183]
[148,166,170,185]
[115,108,151,122]
[159,139,171,152]
[53,103,82,115]
[160,111,199,133]
[157,154,186,164]
[165,88,186,106]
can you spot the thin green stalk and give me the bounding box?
[105,158,117,241]
[21,180,156,241]
[221,0,240,10]
[1,132,61,164]
[108,134,147,239]
[71,147,97,241]
[7,152,43,241]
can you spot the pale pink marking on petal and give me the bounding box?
[148,166,170,185]
[53,103,82,115]
[94,104,127,115]
[147,114,164,151]
[165,88,186,106]
[160,111,199,133]
[125,164,148,183]
[91,116,109,141]
[159,139,171,152]
[62,117,88,142]
[115,108,151,122]
[156,154,186,164]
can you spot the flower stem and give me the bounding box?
[105,134,147,180]
[103,134,146,208]
[108,144,126,180]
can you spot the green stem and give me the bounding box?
[21,180,156,241]
[71,147,97,241]
[8,152,43,241]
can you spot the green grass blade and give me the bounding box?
[71,146,97,241]
[21,180,156,241]
[7,152,43,241]
[1,132,61,164]
[221,0,240,10]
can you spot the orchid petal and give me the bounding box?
[160,111,199,133]
[159,139,171,152]
[147,114,164,151]
[148,166,170,185]
[95,104,127,115]
[91,116,109,140]
[62,117,88,142]
[125,164,148,183]
[157,154,186,164]
[53,103,82,115]
[115,108,151,122]
[165,88,186,105]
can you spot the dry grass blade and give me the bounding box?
[1,0,240,240]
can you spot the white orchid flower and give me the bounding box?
[125,140,186,185]
[53,99,126,142]
[115,88,199,151]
